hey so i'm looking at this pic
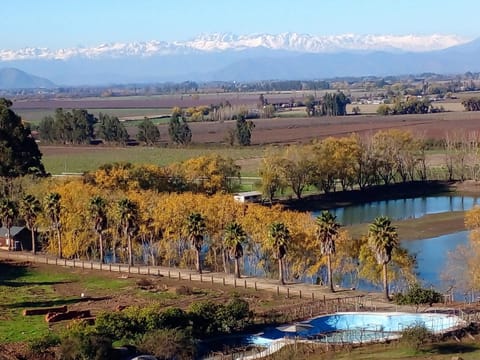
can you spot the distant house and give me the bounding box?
[233,191,263,203]
[0,226,34,251]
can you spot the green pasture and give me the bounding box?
[40,145,265,175]
[17,108,172,124]
[0,261,135,343]
[278,341,480,360]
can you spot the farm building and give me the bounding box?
[0,226,34,251]
[233,191,262,203]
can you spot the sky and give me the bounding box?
[3,0,480,49]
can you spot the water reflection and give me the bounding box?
[401,231,469,291]
[313,196,479,225]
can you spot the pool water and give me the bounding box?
[253,312,464,345]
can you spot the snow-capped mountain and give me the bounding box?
[0,33,469,61]
[2,33,480,86]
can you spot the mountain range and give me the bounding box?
[1,33,480,86]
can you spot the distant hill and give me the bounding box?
[0,68,56,89]
[1,34,480,85]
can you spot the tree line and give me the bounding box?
[36,106,255,146]
[1,177,416,299]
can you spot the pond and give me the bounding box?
[401,231,469,292]
[311,195,477,296]
[313,195,479,225]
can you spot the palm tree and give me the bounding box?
[0,199,18,251]
[268,222,290,285]
[186,212,206,274]
[89,196,108,264]
[20,195,41,254]
[316,210,340,292]
[44,192,62,258]
[117,198,139,267]
[368,216,399,301]
[224,222,247,279]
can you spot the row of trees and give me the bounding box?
[36,106,254,147]
[1,177,416,298]
[376,97,444,115]
[304,92,350,116]
[260,130,428,200]
[461,97,480,111]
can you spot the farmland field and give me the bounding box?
[39,110,480,174]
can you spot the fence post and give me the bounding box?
[311,292,314,300]
[276,286,279,296]
[244,280,247,289]
[211,276,214,284]
[82,261,84,270]
[168,271,171,278]
[178,272,181,280]
[234,278,237,288]
[299,290,302,299]
[223,278,225,286]
[157,269,160,276]
[189,274,192,281]
[287,288,290,298]
[200,274,203,282]
[55,258,58,265]
[109,264,112,272]
[255,282,257,291]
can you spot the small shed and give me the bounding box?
[0,226,33,251]
[233,191,262,203]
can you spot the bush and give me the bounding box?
[57,329,113,360]
[137,328,196,360]
[159,307,189,329]
[394,284,442,310]
[188,300,220,337]
[28,333,60,354]
[401,323,433,351]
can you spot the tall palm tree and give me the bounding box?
[316,210,341,292]
[89,196,108,264]
[224,222,247,279]
[268,222,290,285]
[186,212,206,274]
[117,198,139,266]
[368,216,399,301]
[44,192,62,258]
[0,199,18,251]
[20,195,41,254]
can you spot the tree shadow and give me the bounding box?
[426,343,479,355]
[1,280,72,287]
[0,260,30,283]
[7,296,112,309]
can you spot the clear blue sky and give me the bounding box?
[3,0,479,49]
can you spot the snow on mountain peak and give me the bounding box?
[0,33,470,61]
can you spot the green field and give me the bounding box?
[0,261,136,343]
[41,145,265,175]
[17,108,172,124]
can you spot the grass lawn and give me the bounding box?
[40,145,266,174]
[0,260,138,343]
[274,341,480,359]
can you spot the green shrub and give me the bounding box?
[401,323,433,351]
[160,307,189,329]
[188,300,220,337]
[137,328,196,360]
[394,284,442,310]
[28,333,60,354]
[57,329,113,360]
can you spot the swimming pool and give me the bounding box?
[252,312,465,346]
